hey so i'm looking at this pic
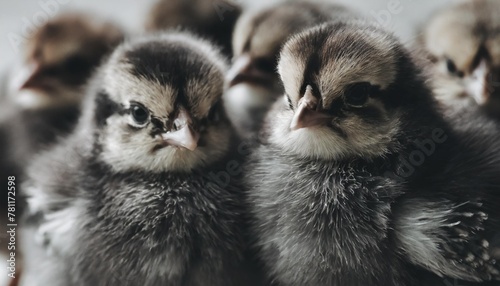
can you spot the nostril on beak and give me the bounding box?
[173,120,181,131]
[289,85,331,130]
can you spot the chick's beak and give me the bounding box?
[19,62,45,91]
[290,85,332,130]
[466,60,491,105]
[161,108,200,151]
[226,54,271,88]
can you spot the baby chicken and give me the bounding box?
[420,0,500,119]
[225,0,357,137]
[145,0,241,57]
[0,12,123,270]
[7,13,123,110]
[1,13,123,165]
[245,21,500,286]
[20,33,256,286]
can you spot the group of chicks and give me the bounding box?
[1,0,500,285]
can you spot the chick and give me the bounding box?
[145,0,241,57]
[1,13,123,166]
[225,0,356,137]
[420,0,500,119]
[0,12,123,268]
[20,33,256,286]
[245,21,500,286]
[7,13,123,110]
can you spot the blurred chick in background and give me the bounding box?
[145,0,241,57]
[5,13,123,111]
[225,0,358,138]
[0,12,123,256]
[420,0,500,119]
[1,12,123,162]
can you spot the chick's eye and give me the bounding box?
[344,82,372,107]
[446,58,463,77]
[446,59,456,73]
[131,104,149,125]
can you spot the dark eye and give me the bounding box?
[344,82,373,107]
[131,103,149,125]
[208,104,219,122]
[446,59,457,73]
[446,59,464,77]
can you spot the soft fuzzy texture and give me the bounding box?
[20,33,259,286]
[245,21,500,286]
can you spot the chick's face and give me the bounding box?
[423,0,500,109]
[96,35,232,172]
[271,23,402,160]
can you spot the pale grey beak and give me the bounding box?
[466,59,490,105]
[161,108,199,151]
[226,53,274,87]
[18,62,44,90]
[290,85,332,130]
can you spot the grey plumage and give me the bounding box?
[20,33,258,286]
[245,21,500,286]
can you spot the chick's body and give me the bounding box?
[20,33,256,286]
[245,21,500,286]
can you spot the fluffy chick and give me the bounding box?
[0,12,123,257]
[420,0,500,119]
[145,0,241,57]
[7,12,123,110]
[20,33,256,286]
[1,13,123,167]
[245,21,500,286]
[225,0,357,138]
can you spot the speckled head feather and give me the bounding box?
[80,32,233,173]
